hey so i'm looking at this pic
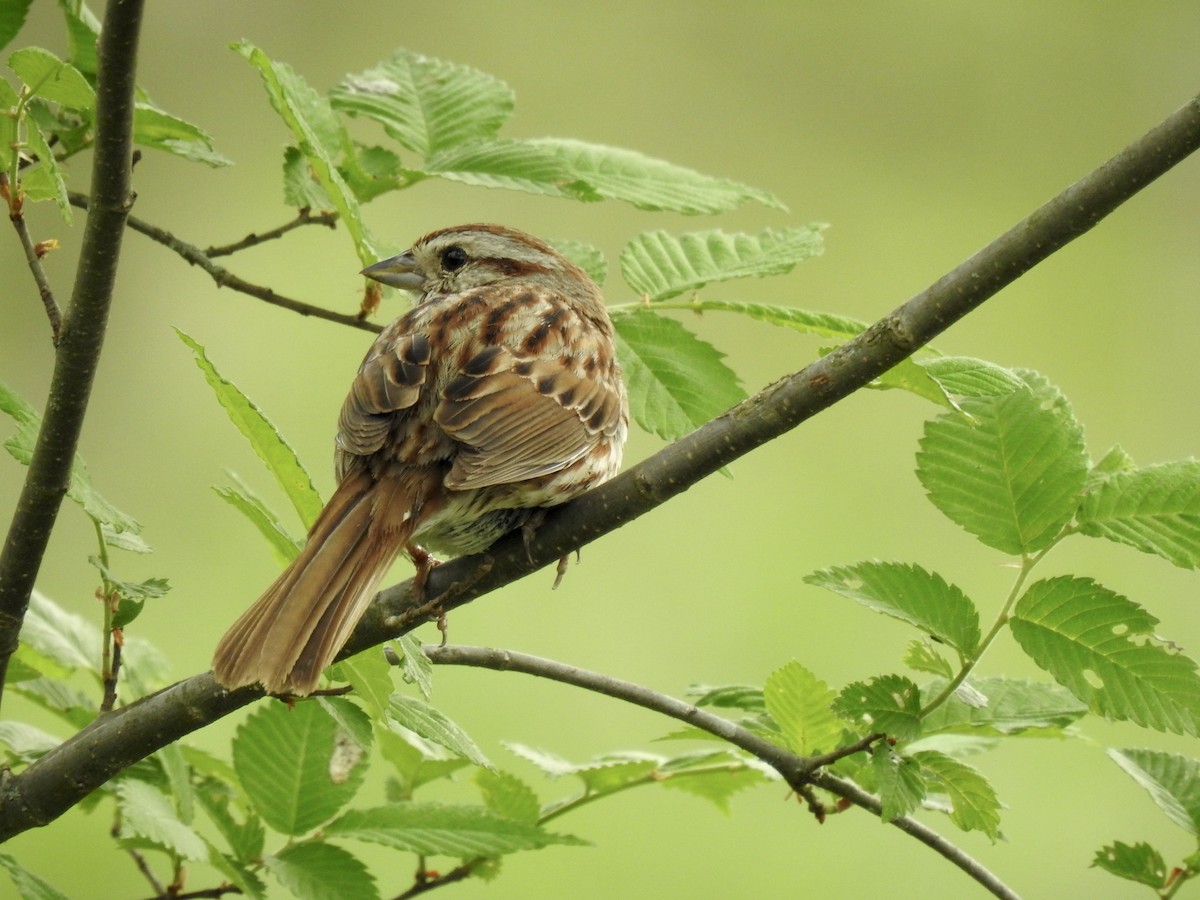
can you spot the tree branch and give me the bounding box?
[422,644,1017,900]
[204,207,339,257]
[0,90,1197,845]
[0,0,146,706]
[66,192,380,333]
[3,173,62,345]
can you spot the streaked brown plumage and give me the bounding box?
[212,224,628,695]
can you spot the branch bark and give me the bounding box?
[423,644,1018,900]
[0,91,1197,844]
[0,0,145,705]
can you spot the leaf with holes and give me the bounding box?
[1092,841,1169,889]
[1011,577,1200,735]
[872,743,926,822]
[834,675,922,742]
[233,700,366,835]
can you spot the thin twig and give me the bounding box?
[137,886,244,900]
[67,192,379,333]
[3,173,62,345]
[0,0,146,709]
[1,91,1198,850]
[422,644,1018,900]
[205,208,339,257]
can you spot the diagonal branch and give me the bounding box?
[0,0,146,708]
[0,91,1197,845]
[422,644,1016,900]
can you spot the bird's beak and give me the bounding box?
[361,250,424,290]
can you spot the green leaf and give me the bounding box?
[805,561,981,656]
[613,310,745,443]
[919,677,1087,737]
[213,474,303,566]
[871,743,926,822]
[762,661,842,755]
[870,356,956,410]
[9,46,94,109]
[0,380,142,536]
[0,1,33,54]
[116,779,208,860]
[619,226,824,301]
[659,759,770,814]
[90,558,170,604]
[920,357,1026,399]
[1011,576,1200,735]
[0,852,71,900]
[913,750,1001,839]
[1089,444,1138,483]
[387,694,491,768]
[205,845,268,900]
[391,633,433,700]
[0,78,18,173]
[1108,748,1200,836]
[194,780,265,864]
[133,104,231,166]
[549,239,607,286]
[475,769,541,824]
[652,298,868,340]
[1092,841,1168,888]
[0,721,61,763]
[902,639,955,679]
[20,590,97,673]
[330,49,513,156]
[176,329,323,528]
[378,730,471,798]
[327,802,584,855]
[834,674,922,741]
[55,0,100,76]
[424,136,784,213]
[233,40,383,265]
[916,376,1088,553]
[155,742,195,824]
[571,755,660,794]
[315,696,375,781]
[687,683,767,713]
[266,841,377,900]
[503,742,579,778]
[1078,460,1200,569]
[326,651,393,721]
[283,145,334,209]
[232,700,366,835]
[20,114,71,220]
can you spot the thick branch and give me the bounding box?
[423,644,1017,900]
[0,92,1197,844]
[0,0,145,703]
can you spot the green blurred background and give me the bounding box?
[2,2,1199,897]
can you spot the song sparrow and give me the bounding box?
[212,224,629,695]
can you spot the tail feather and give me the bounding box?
[212,469,411,695]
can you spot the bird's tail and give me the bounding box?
[212,468,415,696]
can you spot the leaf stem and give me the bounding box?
[919,538,1061,717]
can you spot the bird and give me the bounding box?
[211,224,629,696]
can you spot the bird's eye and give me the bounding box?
[441,246,469,271]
